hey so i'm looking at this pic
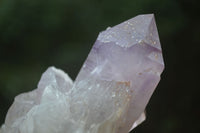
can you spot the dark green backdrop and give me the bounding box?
[0,0,199,133]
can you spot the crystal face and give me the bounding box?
[0,14,164,133]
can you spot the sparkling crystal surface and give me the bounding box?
[0,14,164,133]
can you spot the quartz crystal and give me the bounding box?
[0,14,164,133]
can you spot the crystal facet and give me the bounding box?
[0,14,164,133]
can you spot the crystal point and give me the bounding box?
[1,14,164,133]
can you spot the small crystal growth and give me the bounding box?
[0,14,164,133]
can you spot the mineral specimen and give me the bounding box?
[0,14,164,133]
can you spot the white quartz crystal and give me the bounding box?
[0,67,133,133]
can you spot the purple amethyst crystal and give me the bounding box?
[0,14,164,133]
[76,14,164,133]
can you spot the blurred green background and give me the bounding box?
[0,0,199,132]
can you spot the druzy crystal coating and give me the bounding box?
[0,14,164,133]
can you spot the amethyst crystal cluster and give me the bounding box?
[0,14,164,133]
